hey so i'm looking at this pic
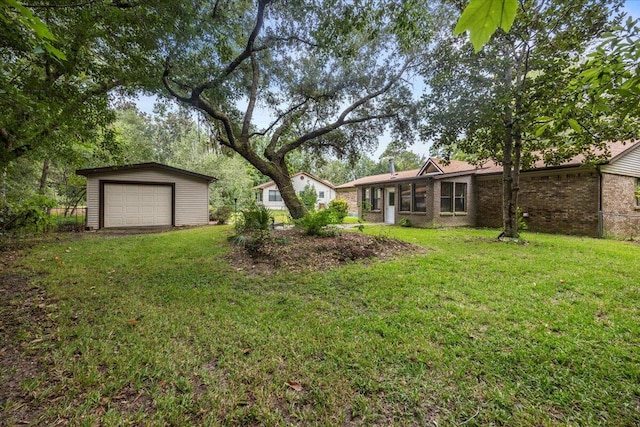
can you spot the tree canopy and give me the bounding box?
[160,0,430,218]
[422,0,624,238]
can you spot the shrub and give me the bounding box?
[1,195,57,232]
[230,204,274,252]
[328,198,349,222]
[236,204,273,233]
[294,208,341,236]
[399,218,412,227]
[298,183,318,211]
[210,206,233,224]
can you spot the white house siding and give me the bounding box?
[600,144,640,178]
[85,169,209,229]
[260,174,336,210]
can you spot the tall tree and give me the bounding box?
[0,1,180,169]
[421,0,624,238]
[161,0,425,218]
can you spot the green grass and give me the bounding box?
[5,226,640,425]
[342,216,360,224]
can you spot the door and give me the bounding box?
[104,183,172,228]
[385,187,395,224]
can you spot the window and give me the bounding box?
[257,192,263,202]
[636,178,640,207]
[268,189,282,202]
[388,191,395,206]
[372,188,382,210]
[441,182,467,213]
[400,183,411,211]
[413,183,427,212]
[455,183,467,212]
[362,187,371,210]
[318,191,325,199]
[440,182,452,212]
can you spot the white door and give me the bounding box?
[104,183,172,228]
[385,187,395,224]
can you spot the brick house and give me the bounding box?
[338,140,640,238]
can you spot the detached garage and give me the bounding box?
[76,162,216,230]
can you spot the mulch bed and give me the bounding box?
[228,228,425,274]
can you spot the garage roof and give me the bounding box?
[76,162,217,182]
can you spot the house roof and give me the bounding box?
[76,162,217,182]
[336,140,640,188]
[475,139,640,175]
[253,171,336,190]
[335,158,480,189]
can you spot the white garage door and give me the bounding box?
[104,183,172,228]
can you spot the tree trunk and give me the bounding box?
[269,170,308,219]
[502,59,518,239]
[502,134,518,238]
[236,146,309,219]
[39,158,49,195]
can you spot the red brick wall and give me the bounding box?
[601,173,640,238]
[477,168,600,236]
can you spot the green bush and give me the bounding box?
[328,198,349,222]
[298,183,318,211]
[1,195,57,232]
[230,204,274,252]
[236,204,273,233]
[210,206,233,224]
[294,208,341,236]
[399,218,412,227]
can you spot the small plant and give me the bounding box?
[298,183,318,211]
[516,207,528,231]
[231,204,274,252]
[328,198,349,222]
[294,208,341,236]
[210,206,233,224]
[399,218,412,227]
[236,204,273,233]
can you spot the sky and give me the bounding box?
[136,0,640,161]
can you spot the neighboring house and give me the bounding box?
[254,172,336,210]
[76,162,216,230]
[340,140,640,238]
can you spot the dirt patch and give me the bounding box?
[0,274,55,425]
[228,228,425,274]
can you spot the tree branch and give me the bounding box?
[242,53,260,140]
[23,0,138,9]
[272,60,411,158]
[191,0,271,99]
[248,97,310,139]
[264,103,310,160]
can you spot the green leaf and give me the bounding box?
[568,119,581,133]
[454,0,518,52]
[44,43,67,60]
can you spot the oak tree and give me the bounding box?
[161,0,425,218]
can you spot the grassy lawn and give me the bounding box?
[3,226,640,425]
[342,216,360,224]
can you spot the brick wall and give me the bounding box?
[477,168,600,236]
[601,173,640,238]
[336,188,358,215]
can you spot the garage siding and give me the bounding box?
[85,168,209,229]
